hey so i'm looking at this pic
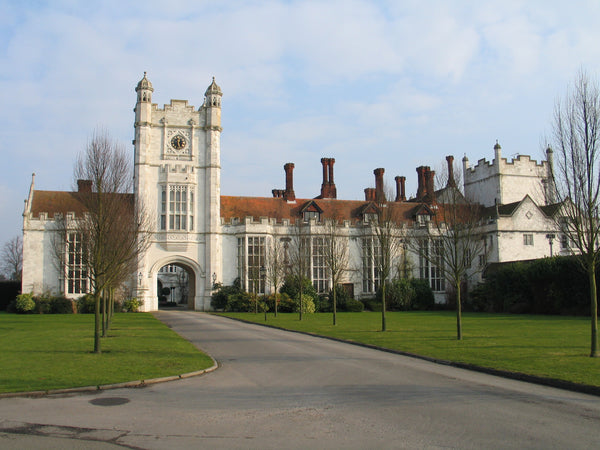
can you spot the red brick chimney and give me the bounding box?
[364,188,376,201]
[77,179,92,193]
[395,176,406,202]
[446,155,456,188]
[374,168,385,203]
[320,158,337,199]
[283,163,296,202]
[424,167,436,203]
[416,166,426,200]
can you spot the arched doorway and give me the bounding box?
[155,262,196,310]
[147,257,204,311]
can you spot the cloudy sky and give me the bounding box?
[2,0,600,244]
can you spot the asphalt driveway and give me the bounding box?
[1,311,599,449]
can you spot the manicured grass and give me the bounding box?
[0,313,214,394]
[220,311,600,387]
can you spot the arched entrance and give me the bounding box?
[149,257,203,310]
[156,264,192,308]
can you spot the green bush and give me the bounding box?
[77,294,96,314]
[15,293,35,314]
[295,294,315,314]
[277,293,297,312]
[211,279,242,310]
[467,256,591,315]
[280,275,318,304]
[33,296,52,314]
[345,298,365,312]
[225,292,255,312]
[123,297,142,312]
[361,297,381,311]
[377,279,415,311]
[49,296,75,314]
[410,278,435,310]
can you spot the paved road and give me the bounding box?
[1,311,600,449]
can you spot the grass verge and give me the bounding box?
[0,312,214,394]
[220,311,600,387]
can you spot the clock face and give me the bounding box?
[171,135,186,150]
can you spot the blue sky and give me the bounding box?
[2,0,600,244]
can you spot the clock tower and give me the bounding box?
[133,73,222,311]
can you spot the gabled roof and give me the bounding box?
[480,195,563,220]
[299,200,324,214]
[220,196,423,225]
[29,190,134,219]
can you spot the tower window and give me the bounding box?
[159,185,194,231]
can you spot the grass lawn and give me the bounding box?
[0,312,214,394]
[220,311,600,387]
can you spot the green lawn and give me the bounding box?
[0,313,214,394]
[220,311,600,387]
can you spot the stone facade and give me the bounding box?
[21,74,566,310]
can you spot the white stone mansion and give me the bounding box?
[21,74,563,311]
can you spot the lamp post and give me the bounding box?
[546,233,556,257]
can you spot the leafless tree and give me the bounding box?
[1,236,22,281]
[365,189,404,332]
[322,220,350,325]
[288,219,311,320]
[74,130,151,353]
[266,233,286,317]
[407,166,485,340]
[550,70,600,357]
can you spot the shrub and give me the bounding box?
[377,279,415,311]
[277,293,296,312]
[211,279,243,310]
[123,297,142,312]
[345,298,365,312]
[280,275,318,304]
[361,297,382,311]
[49,296,75,314]
[15,293,35,314]
[77,294,96,314]
[33,295,52,314]
[225,292,254,312]
[295,294,315,314]
[410,278,435,310]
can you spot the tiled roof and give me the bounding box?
[220,196,423,224]
[30,190,133,218]
[30,190,434,225]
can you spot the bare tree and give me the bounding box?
[365,190,404,332]
[74,130,151,353]
[288,220,311,320]
[550,70,600,357]
[266,234,286,317]
[1,236,22,281]
[408,165,485,340]
[322,220,350,325]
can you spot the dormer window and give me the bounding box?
[303,210,320,222]
[416,214,431,226]
[364,213,378,223]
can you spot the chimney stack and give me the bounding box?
[77,179,92,193]
[446,155,456,188]
[416,166,426,200]
[283,163,296,202]
[395,176,406,202]
[374,168,385,203]
[426,168,436,203]
[364,188,376,202]
[320,158,337,199]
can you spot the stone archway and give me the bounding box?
[148,257,204,311]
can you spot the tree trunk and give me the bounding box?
[456,279,462,341]
[299,282,303,321]
[589,263,598,357]
[381,283,387,332]
[94,292,101,354]
[102,291,107,338]
[333,287,337,326]
[274,293,278,318]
